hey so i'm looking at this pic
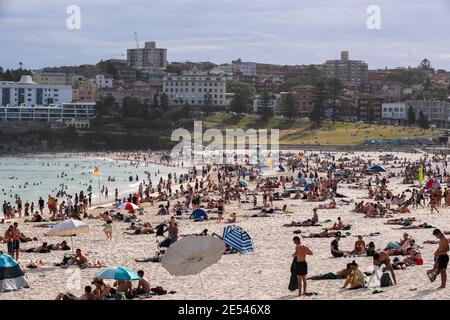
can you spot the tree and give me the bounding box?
[424,77,432,91]
[278,78,304,93]
[418,110,429,129]
[257,92,274,119]
[419,59,432,70]
[202,93,214,116]
[160,93,169,111]
[407,106,416,126]
[106,62,118,80]
[229,92,248,113]
[326,78,342,124]
[95,95,117,118]
[283,92,297,119]
[367,107,375,123]
[227,81,256,114]
[311,80,326,125]
[152,94,160,108]
[122,97,147,118]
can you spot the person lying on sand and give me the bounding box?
[394,223,434,230]
[47,241,71,251]
[65,249,105,269]
[308,262,353,280]
[384,217,416,225]
[391,257,407,270]
[316,199,337,210]
[24,212,47,223]
[20,242,51,253]
[303,229,345,238]
[284,210,319,227]
[123,226,154,235]
[19,232,38,243]
[27,259,45,269]
[55,285,96,300]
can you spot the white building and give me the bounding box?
[163,71,227,107]
[382,102,406,124]
[0,75,72,107]
[127,41,167,69]
[215,59,257,80]
[0,102,96,125]
[89,75,114,89]
[406,100,450,125]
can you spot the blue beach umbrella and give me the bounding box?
[368,164,387,173]
[222,225,254,253]
[0,253,30,292]
[190,209,208,220]
[96,267,140,281]
[239,179,248,187]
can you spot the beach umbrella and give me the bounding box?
[0,253,30,293]
[367,164,387,173]
[45,219,90,252]
[96,267,140,281]
[161,236,225,299]
[117,202,139,211]
[222,225,254,253]
[239,179,248,187]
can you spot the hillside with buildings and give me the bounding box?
[1,40,450,151]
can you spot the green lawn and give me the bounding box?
[201,114,438,146]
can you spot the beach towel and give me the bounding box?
[288,258,298,291]
[387,242,401,250]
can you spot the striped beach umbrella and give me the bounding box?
[222,225,254,253]
[0,253,30,293]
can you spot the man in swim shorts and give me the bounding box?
[293,236,313,296]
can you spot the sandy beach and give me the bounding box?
[1,150,449,300]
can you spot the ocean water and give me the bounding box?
[0,156,185,208]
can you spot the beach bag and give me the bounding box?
[380,273,393,287]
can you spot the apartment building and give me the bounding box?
[163,71,227,107]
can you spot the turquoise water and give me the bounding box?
[0,156,184,209]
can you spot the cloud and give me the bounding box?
[0,0,449,70]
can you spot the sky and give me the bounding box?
[0,0,449,70]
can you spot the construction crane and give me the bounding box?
[134,31,139,49]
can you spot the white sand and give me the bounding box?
[1,151,449,300]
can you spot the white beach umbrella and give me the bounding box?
[45,219,90,252]
[161,236,225,299]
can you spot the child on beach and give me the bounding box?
[104,220,113,240]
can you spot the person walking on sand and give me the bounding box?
[12,222,21,261]
[293,236,313,296]
[428,229,449,288]
[429,197,440,214]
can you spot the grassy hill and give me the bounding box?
[201,114,438,146]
